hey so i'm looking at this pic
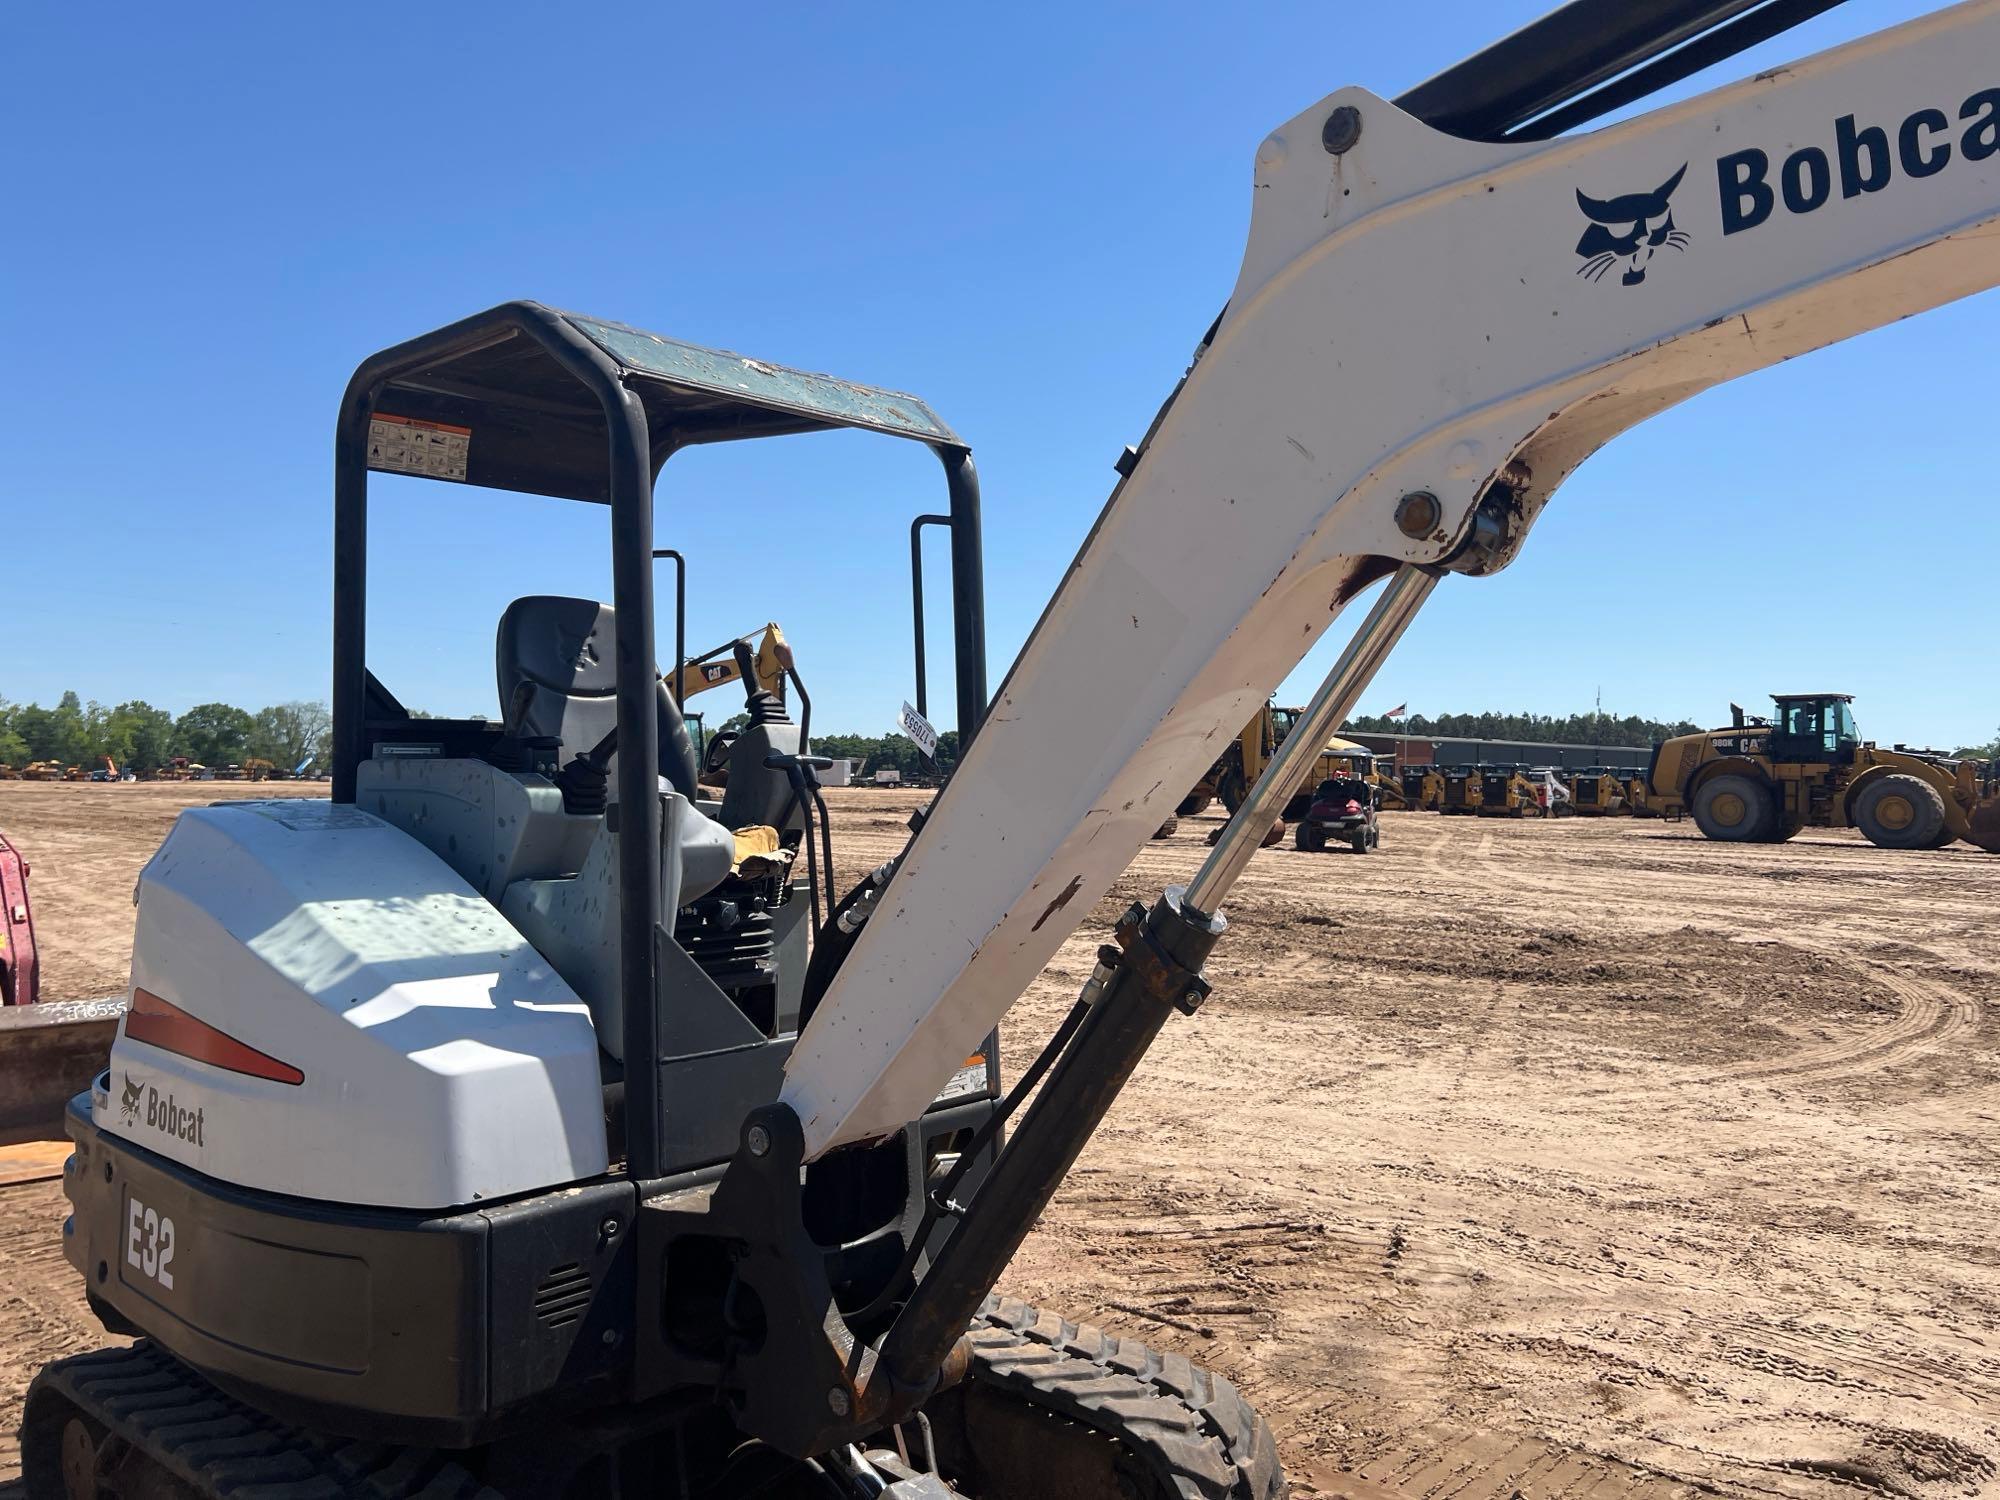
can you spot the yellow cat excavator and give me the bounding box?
[672,622,792,706]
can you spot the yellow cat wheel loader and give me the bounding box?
[1648,694,2000,850]
[25,3,2000,1497]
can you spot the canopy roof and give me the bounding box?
[360,303,960,504]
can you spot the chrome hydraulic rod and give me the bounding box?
[1183,563,1441,918]
[866,561,1440,1404]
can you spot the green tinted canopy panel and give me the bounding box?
[362,302,961,504]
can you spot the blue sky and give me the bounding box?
[4,1,1991,750]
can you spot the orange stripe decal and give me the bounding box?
[126,989,304,1086]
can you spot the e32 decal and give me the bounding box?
[126,1196,177,1291]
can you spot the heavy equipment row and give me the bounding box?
[1376,694,1998,852]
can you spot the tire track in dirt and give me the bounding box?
[1704,968,1978,1088]
[1696,1312,2000,1416]
[1310,1420,1707,1500]
[1438,828,1990,1097]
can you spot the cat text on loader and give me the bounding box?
[1649,694,2000,850]
[27,3,2000,1496]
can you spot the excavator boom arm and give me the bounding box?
[674,623,791,702]
[787,0,2000,1157]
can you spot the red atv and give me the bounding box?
[1294,775,1379,854]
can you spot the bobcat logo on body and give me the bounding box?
[1574,164,1692,285]
[118,1072,144,1124]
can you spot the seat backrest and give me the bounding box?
[496,596,698,798]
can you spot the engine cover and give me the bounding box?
[101,800,608,1209]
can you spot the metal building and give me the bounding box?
[1344,733,1653,772]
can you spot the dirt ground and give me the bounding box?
[3,780,1998,1499]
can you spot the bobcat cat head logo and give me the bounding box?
[118,1071,144,1123]
[557,629,600,676]
[1575,164,1691,286]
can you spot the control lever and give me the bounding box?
[557,722,621,816]
[765,752,836,930]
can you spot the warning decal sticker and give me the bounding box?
[368,413,470,481]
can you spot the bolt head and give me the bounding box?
[1321,105,1362,155]
[826,1386,851,1417]
[599,1216,620,1239]
[746,1124,772,1158]
[1395,491,1441,538]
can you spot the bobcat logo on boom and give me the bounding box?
[118,1072,144,1124]
[1574,164,1692,285]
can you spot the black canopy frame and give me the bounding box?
[331,301,986,1179]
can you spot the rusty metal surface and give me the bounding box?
[0,996,122,1145]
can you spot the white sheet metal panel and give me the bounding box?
[786,2,2000,1156]
[103,801,607,1209]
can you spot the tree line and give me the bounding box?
[1340,709,1702,745]
[6,692,1988,782]
[813,711,1999,768]
[0,692,331,776]
[1953,725,2000,759]
[812,730,962,780]
[809,711,1714,780]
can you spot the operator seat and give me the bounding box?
[496,596,700,799]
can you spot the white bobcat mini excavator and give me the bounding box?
[25,2,2000,1496]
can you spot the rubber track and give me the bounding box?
[967,1296,1286,1500]
[22,1310,1285,1500]
[19,1342,498,1500]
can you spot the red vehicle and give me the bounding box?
[0,831,40,1004]
[1294,775,1379,854]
